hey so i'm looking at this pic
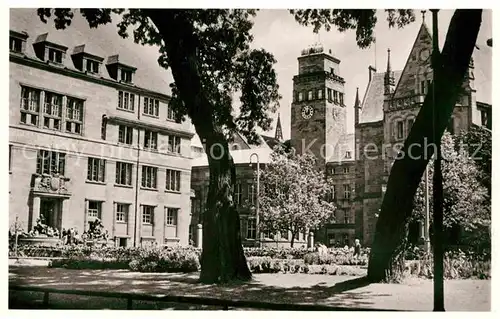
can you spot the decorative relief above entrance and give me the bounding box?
[32,174,71,196]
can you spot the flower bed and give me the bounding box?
[246,257,366,276]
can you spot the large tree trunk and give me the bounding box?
[367,10,482,282]
[147,10,251,284]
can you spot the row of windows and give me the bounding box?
[296,88,344,105]
[87,201,178,226]
[330,166,351,175]
[117,91,178,121]
[20,87,84,134]
[35,150,183,191]
[113,125,182,154]
[327,184,353,201]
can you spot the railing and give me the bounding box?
[10,285,401,311]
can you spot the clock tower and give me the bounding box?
[290,44,347,168]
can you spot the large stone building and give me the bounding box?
[9,9,195,247]
[291,19,491,246]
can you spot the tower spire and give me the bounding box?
[354,87,361,125]
[384,48,395,94]
[275,113,283,142]
[421,10,427,24]
[386,48,392,73]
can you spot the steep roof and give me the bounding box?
[359,71,402,124]
[9,8,171,95]
[261,135,282,150]
[472,44,491,105]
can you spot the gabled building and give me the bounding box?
[289,17,491,247]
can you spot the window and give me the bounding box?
[481,110,489,127]
[381,184,387,196]
[318,89,323,100]
[248,184,255,205]
[43,92,63,130]
[327,88,332,101]
[118,125,133,145]
[166,169,181,192]
[345,151,351,159]
[101,115,107,140]
[142,205,154,224]
[36,150,65,175]
[396,121,404,140]
[87,158,106,182]
[247,218,256,239]
[168,135,181,154]
[344,211,350,224]
[330,67,335,74]
[298,92,303,102]
[115,162,132,186]
[120,69,133,83]
[20,87,40,126]
[308,91,313,101]
[233,183,242,205]
[343,184,351,199]
[263,230,273,239]
[117,91,135,111]
[339,92,344,105]
[407,118,414,136]
[87,201,101,221]
[86,59,99,73]
[166,208,178,226]
[66,97,84,134]
[167,103,176,121]
[116,203,129,223]
[143,130,158,150]
[48,48,63,63]
[10,37,22,53]
[143,97,159,117]
[141,166,158,189]
[333,91,339,104]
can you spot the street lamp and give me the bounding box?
[249,152,261,248]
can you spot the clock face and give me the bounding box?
[419,48,431,62]
[301,105,314,119]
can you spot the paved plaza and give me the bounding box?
[9,266,490,311]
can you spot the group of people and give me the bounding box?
[315,238,362,258]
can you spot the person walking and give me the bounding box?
[354,238,361,258]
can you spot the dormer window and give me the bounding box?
[10,37,22,53]
[86,59,99,73]
[106,54,137,84]
[48,48,63,63]
[121,69,133,83]
[33,33,67,64]
[71,45,104,75]
[10,30,29,54]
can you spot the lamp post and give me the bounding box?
[249,153,261,248]
[430,8,445,312]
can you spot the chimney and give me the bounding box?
[368,65,377,82]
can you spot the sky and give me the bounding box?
[247,9,492,140]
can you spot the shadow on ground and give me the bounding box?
[9,266,378,310]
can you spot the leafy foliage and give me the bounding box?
[290,9,415,48]
[259,148,335,246]
[412,132,490,231]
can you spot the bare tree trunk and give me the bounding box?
[290,233,295,248]
[367,9,482,282]
[147,10,251,284]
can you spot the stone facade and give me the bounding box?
[9,12,194,247]
[289,21,491,247]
